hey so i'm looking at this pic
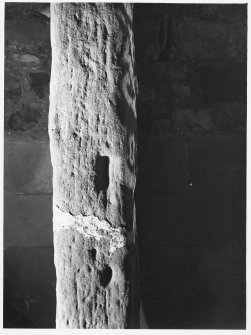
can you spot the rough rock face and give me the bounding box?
[49,3,138,329]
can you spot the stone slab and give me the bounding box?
[5,19,50,44]
[4,298,56,328]
[137,188,245,329]
[4,246,56,300]
[139,244,245,329]
[137,133,246,194]
[173,15,246,60]
[5,138,52,194]
[136,191,244,248]
[137,133,189,193]
[188,134,246,193]
[4,194,53,247]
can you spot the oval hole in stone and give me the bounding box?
[89,248,96,261]
[99,265,112,288]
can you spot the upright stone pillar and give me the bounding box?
[49,3,138,329]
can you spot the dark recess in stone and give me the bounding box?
[89,248,96,262]
[94,155,109,208]
[99,265,112,288]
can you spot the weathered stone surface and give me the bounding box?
[134,4,246,138]
[188,134,246,193]
[30,73,50,98]
[136,142,245,328]
[136,192,234,244]
[4,297,56,328]
[171,102,246,133]
[4,5,51,137]
[4,75,21,100]
[49,3,138,328]
[4,247,56,300]
[5,19,50,44]
[4,195,53,247]
[211,102,246,132]
[13,54,41,63]
[199,61,246,103]
[137,132,245,195]
[5,137,52,194]
[137,133,189,193]
[173,107,216,132]
[8,106,41,131]
[173,16,246,60]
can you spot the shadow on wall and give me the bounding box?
[136,133,246,329]
[134,3,246,329]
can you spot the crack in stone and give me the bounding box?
[53,205,126,253]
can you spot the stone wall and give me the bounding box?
[134,4,246,329]
[5,3,50,137]
[134,4,246,134]
[4,3,246,329]
[4,3,55,328]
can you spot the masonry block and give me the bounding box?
[5,138,52,194]
[4,194,53,248]
[137,133,189,193]
[4,246,56,300]
[4,298,56,328]
[188,134,246,193]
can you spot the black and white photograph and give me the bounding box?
[2,1,247,330]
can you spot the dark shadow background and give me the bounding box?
[4,3,246,329]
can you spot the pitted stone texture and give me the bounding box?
[54,228,129,328]
[49,3,138,329]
